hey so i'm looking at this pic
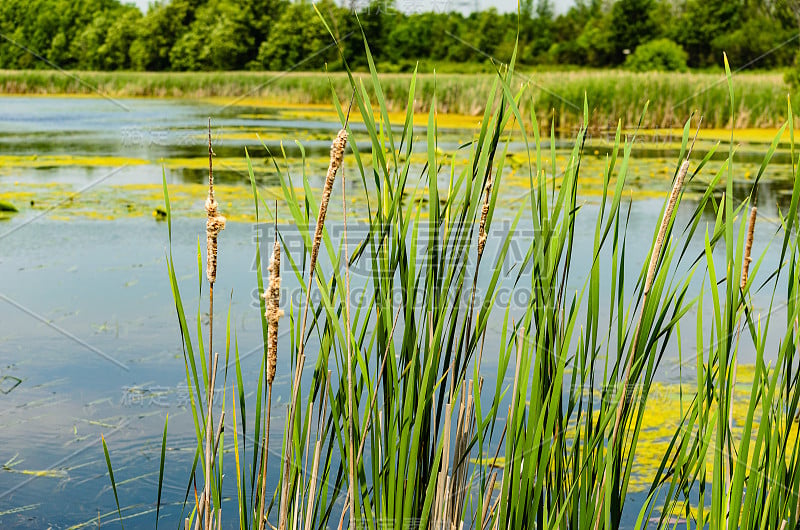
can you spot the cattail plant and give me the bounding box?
[278,126,348,530]
[594,138,694,530]
[199,119,226,530]
[258,230,282,530]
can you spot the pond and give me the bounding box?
[0,95,796,528]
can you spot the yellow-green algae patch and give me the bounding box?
[0,183,285,222]
[202,96,485,130]
[472,365,799,495]
[635,127,792,145]
[0,154,149,169]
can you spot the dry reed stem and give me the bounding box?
[435,401,453,528]
[197,351,219,530]
[479,472,497,530]
[449,379,474,520]
[304,374,329,530]
[277,351,304,530]
[741,204,757,290]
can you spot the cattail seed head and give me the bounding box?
[309,128,347,275]
[205,120,225,284]
[477,174,493,258]
[264,239,283,385]
[741,205,757,290]
[644,159,689,295]
[205,196,226,284]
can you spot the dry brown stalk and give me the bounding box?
[304,373,329,530]
[479,472,497,530]
[434,401,453,530]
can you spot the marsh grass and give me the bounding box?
[1,68,797,129]
[99,27,800,530]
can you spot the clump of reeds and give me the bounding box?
[140,39,800,530]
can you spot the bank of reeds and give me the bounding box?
[101,31,800,530]
[2,68,797,129]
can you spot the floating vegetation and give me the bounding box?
[0,200,18,212]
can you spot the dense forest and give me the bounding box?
[0,0,798,75]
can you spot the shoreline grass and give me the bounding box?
[1,69,796,129]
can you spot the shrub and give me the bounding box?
[625,38,688,72]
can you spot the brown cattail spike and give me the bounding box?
[741,204,757,290]
[264,239,283,386]
[309,128,347,276]
[644,159,689,295]
[206,121,226,284]
[478,173,493,258]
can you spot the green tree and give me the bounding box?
[522,0,555,63]
[549,0,604,65]
[130,0,197,71]
[610,0,658,64]
[257,0,339,71]
[101,8,144,70]
[675,0,743,67]
[169,0,253,70]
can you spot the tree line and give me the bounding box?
[0,0,798,74]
